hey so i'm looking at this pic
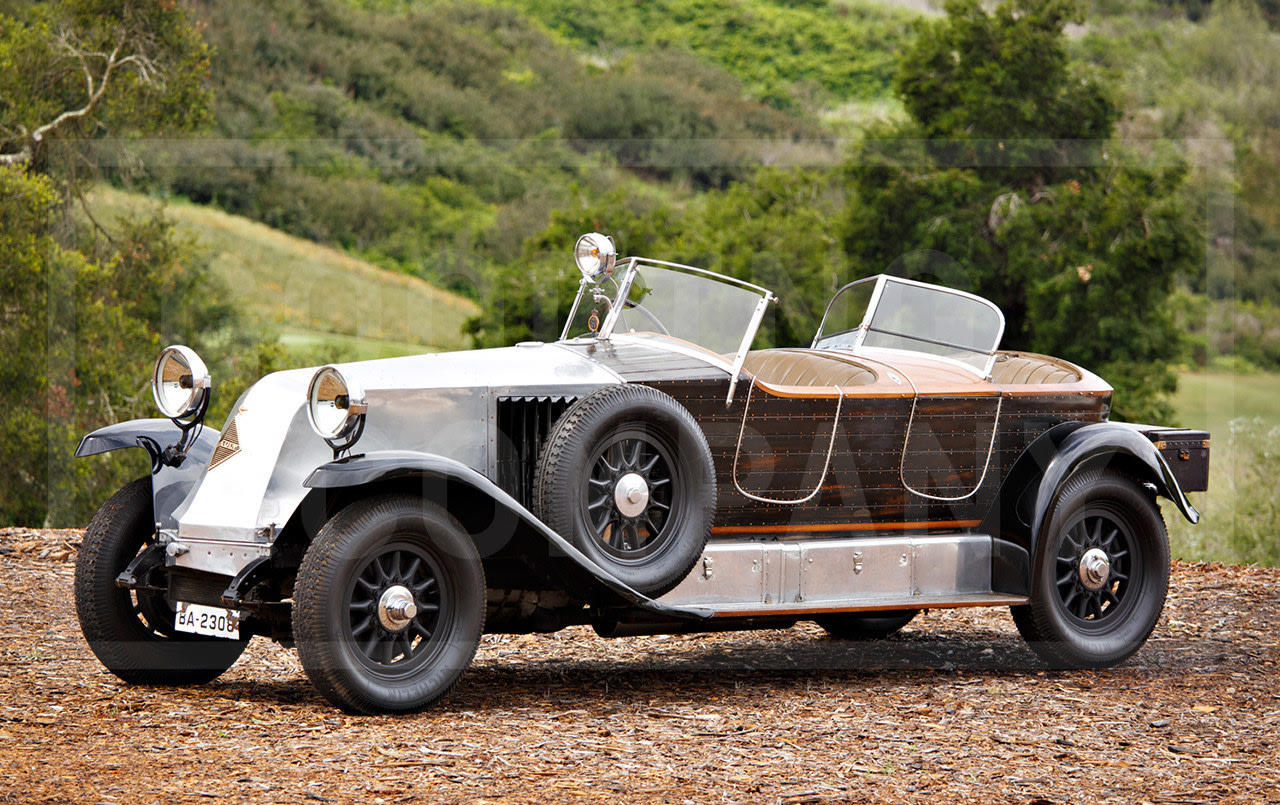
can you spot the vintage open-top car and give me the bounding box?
[74,233,1210,714]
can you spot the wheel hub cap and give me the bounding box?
[377,585,418,631]
[1078,547,1111,591]
[613,472,650,519]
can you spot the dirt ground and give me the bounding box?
[0,528,1277,805]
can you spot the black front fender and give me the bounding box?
[75,418,185,462]
[76,419,219,530]
[304,450,711,620]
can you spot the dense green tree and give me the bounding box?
[0,168,150,524]
[0,0,221,525]
[843,0,1202,422]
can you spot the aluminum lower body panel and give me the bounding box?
[162,529,271,577]
[658,534,1026,616]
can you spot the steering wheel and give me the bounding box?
[621,299,670,336]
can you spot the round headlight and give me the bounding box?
[574,232,616,282]
[307,366,367,443]
[152,345,211,421]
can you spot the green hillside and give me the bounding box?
[115,0,825,298]
[88,186,479,358]
[483,0,915,110]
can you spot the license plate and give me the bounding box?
[174,602,241,640]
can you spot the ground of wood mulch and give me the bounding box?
[0,528,1277,805]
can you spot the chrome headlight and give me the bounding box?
[152,345,211,421]
[307,366,367,446]
[574,232,616,282]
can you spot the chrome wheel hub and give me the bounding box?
[377,585,418,631]
[613,472,650,519]
[1078,548,1111,591]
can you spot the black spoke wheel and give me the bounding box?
[345,544,445,674]
[75,477,248,686]
[1051,510,1138,627]
[535,384,716,597]
[815,610,920,641]
[1012,469,1169,669]
[584,430,676,560]
[294,495,484,715]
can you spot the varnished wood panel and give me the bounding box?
[645,376,1108,537]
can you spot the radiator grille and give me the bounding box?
[168,569,232,607]
[496,396,576,509]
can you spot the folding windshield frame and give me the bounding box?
[811,275,1006,379]
[560,257,775,405]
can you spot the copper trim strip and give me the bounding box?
[711,519,982,535]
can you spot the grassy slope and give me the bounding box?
[1172,371,1280,434]
[1169,371,1280,562]
[88,186,479,358]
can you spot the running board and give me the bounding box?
[658,534,1027,617]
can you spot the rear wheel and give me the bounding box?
[815,610,919,640]
[1012,469,1169,668]
[294,495,485,715]
[74,477,248,685]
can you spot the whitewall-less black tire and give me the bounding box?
[1011,469,1169,668]
[75,477,248,685]
[293,495,485,715]
[534,384,716,598]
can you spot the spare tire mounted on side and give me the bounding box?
[534,384,716,597]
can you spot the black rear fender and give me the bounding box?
[982,422,1199,596]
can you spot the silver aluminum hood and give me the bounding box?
[171,343,621,570]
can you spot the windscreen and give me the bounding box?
[811,279,875,349]
[864,280,1002,369]
[613,264,765,357]
[815,277,1003,371]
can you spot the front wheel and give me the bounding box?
[1011,469,1169,668]
[293,495,485,715]
[74,477,248,685]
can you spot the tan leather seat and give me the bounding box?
[989,352,1080,385]
[741,349,876,388]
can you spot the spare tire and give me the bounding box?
[534,384,716,597]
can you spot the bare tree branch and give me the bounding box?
[0,29,160,166]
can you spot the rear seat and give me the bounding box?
[989,352,1081,384]
[741,349,877,388]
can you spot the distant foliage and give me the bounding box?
[842,0,1201,422]
[466,170,845,349]
[1147,0,1280,26]
[1174,291,1280,372]
[1083,0,1280,310]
